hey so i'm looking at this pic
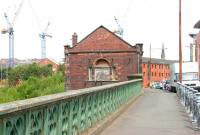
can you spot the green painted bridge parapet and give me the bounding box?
[0,79,143,135]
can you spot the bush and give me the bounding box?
[8,63,53,86]
[0,72,64,103]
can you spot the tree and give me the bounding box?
[57,63,65,75]
[7,63,53,86]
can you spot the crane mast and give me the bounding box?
[114,16,124,38]
[39,22,52,59]
[2,13,14,68]
[1,0,24,68]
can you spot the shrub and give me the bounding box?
[0,72,64,103]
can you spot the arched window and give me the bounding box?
[88,59,116,81]
[94,59,111,81]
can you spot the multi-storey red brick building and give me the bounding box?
[142,57,176,88]
[64,26,143,90]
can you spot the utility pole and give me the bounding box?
[161,43,165,81]
[179,0,182,83]
[149,44,152,85]
[161,43,166,89]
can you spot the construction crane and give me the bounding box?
[114,16,124,38]
[39,21,52,59]
[1,0,24,68]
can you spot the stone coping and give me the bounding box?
[86,80,119,82]
[0,79,142,115]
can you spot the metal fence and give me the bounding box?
[176,82,200,127]
[0,79,142,135]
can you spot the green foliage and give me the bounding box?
[0,72,64,103]
[0,67,8,80]
[57,63,65,74]
[8,63,52,86]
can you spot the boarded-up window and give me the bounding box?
[95,68,110,81]
[88,59,117,81]
[94,59,111,81]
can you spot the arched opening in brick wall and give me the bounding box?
[88,59,116,81]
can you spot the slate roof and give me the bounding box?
[142,57,178,64]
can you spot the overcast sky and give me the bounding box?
[0,0,200,62]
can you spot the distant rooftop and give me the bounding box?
[142,57,178,64]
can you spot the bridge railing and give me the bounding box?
[0,79,142,135]
[176,82,200,127]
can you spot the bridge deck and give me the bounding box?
[101,88,199,135]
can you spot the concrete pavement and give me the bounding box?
[100,88,199,135]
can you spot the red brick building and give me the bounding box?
[38,58,59,72]
[142,57,176,88]
[64,26,143,90]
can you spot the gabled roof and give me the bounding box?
[72,25,136,50]
[39,58,59,65]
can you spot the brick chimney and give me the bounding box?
[72,32,78,47]
[135,43,143,73]
[135,43,143,56]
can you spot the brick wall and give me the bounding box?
[66,52,138,90]
[64,26,142,90]
[142,63,171,88]
[38,58,59,72]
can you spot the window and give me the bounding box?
[95,59,110,81]
[88,59,116,81]
[95,68,110,81]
